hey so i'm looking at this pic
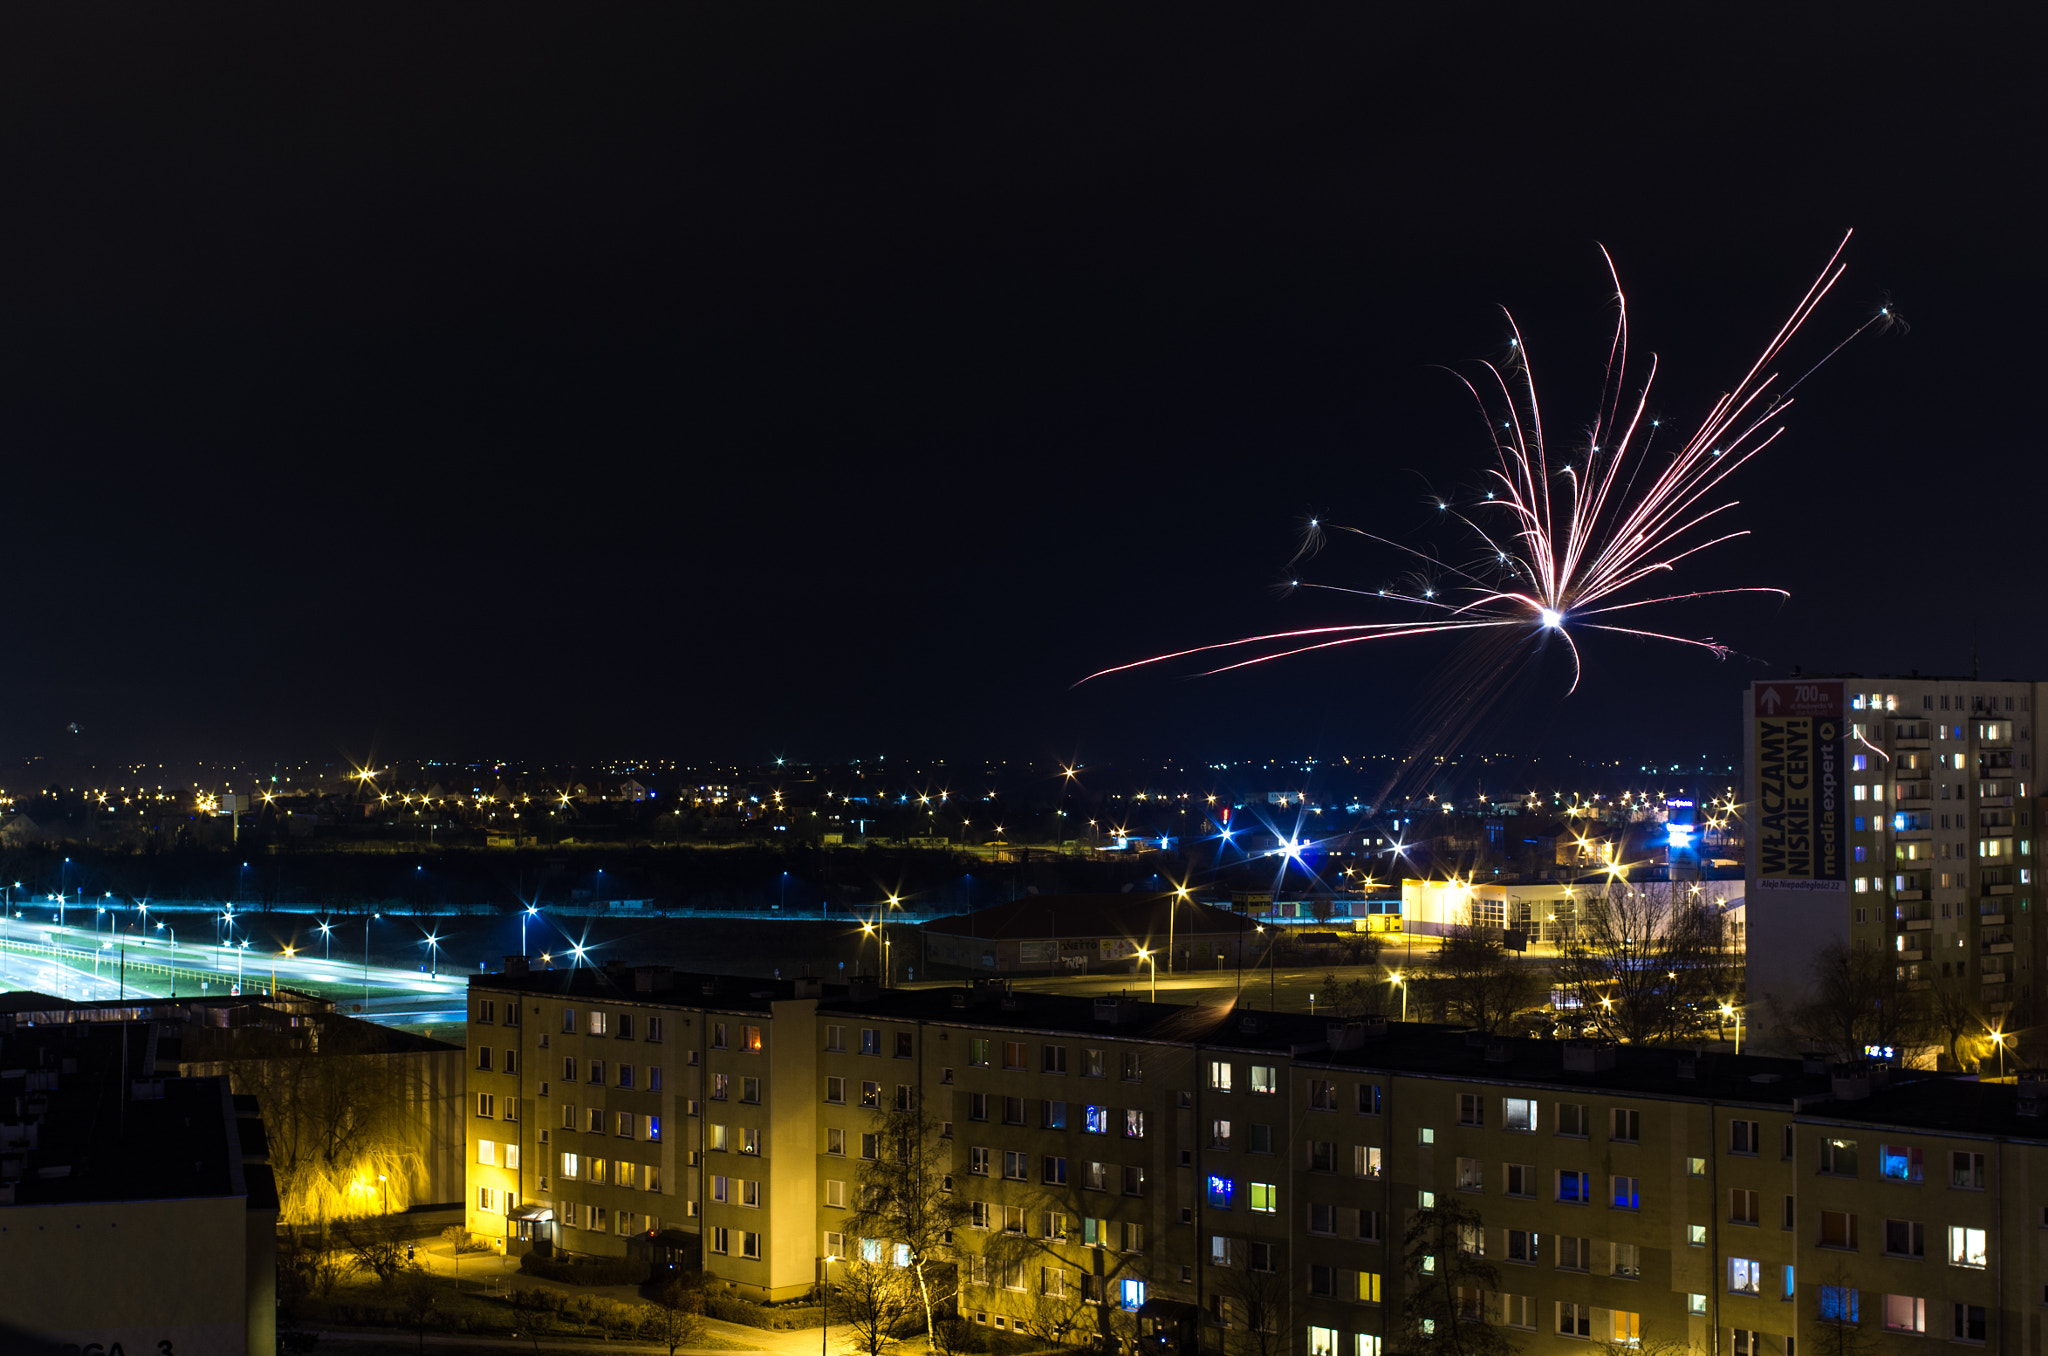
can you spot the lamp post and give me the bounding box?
[1137,946,1156,1001]
[1992,1029,2008,1080]
[1391,972,1407,1023]
[275,945,294,998]
[522,904,538,955]
[319,919,332,962]
[1721,1003,1743,1055]
[379,1174,389,1216]
[364,911,381,1010]
[819,1254,838,1356]
[425,931,441,979]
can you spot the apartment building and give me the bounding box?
[467,964,2048,1356]
[1744,676,2043,1043]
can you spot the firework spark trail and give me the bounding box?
[1079,233,1886,699]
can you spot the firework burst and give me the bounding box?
[1083,233,1889,697]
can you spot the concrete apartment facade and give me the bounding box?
[468,966,2048,1356]
[1744,676,2043,1042]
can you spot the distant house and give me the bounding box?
[921,893,1254,977]
[615,779,650,803]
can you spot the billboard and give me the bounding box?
[1753,680,1846,891]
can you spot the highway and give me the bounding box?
[0,915,466,1021]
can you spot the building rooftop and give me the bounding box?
[0,1020,277,1210]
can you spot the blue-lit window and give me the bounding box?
[1120,1279,1146,1311]
[1557,1170,1589,1204]
[1854,846,1867,862]
[1084,1105,1109,1134]
[1207,1176,1234,1209]
[1893,813,1908,832]
[1820,1285,1859,1324]
[1880,1145,1922,1182]
[1610,1175,1640,1210]
[1852,754,1868,771]
[1854,816,1868,832]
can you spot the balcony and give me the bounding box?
[1984,941,2015,955]
[1892,890,1926,902]
[1896,738,1930,751]
[1979,913,2008,927]
[1983,883,2014,897]
[1984,825,2014,838]
[1979,971,2009,986]
[1894,829,1932,842]
[1905,918,1934,932]
[1895,948,1926,963]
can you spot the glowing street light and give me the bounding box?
[1136,946,1156,1001]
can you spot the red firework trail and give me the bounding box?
[1081,233,1891,695]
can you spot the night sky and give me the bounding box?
[1,9,2039,769]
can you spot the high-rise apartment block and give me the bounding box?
[1743,677,2042,1033]
[466,966,2048,1356]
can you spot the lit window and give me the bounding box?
[1248,1182,1278,1214]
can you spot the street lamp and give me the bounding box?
[318,919,332,962]
[1136,946,1156,1001]
[425,931,441,979]
[363,911,381,1010]
[1721,1003,1743,1055]
[1390,971,1408,1023]
[522,903,538,955]
[1991,1028,2008,1080]
[379,1174,389,1215]
[819,1253,838,1356]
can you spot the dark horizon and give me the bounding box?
[2,9,2039,770]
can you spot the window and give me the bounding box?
[1083,1161,1106,1191]
[1953,1303,1986,1342]
[1358,1083,1382,1114]
[1207,1176,1234,1209]
[1689,1224,1707,1246]
[1121,1165,1145,1196]
[1504,1163,1533,1197]
[967,1038,990,1066]
[475,1093,495,1118]
[894,1031,913,1059]
[1002,1096,1025,1125]
[1557,1102,1588,1137]
[1309,1079,1337,1110]
[1248,1182,1277,1214]
[1884,1218,1924,1257]
[711,1072,728,1101]
[646,1016,662,1042]
[562,1057,578,1082]
[1610,1176,1640,1210]
[562,1008,576,1034]
[1879,1144,1922,1182]
[588,1059,605,1085]
[1783,1194,1796,1230]
[1947,1226,1987,1269]
[1043,1156,1067,1185]
[1557,1303,1591,1338]
[968,1147,989,1175]
[1884,1294,1925,1333]
[1819,1138,1858,1175]
[826,1128,845,1156]
[616,1111,635,1138]
[1819,1210,1858,1249]
[861,1133,880,1161]
[1124,1109,1145,1138]
[478,1140,498,1166]
[1605,1311,1640,1346]
[860,1028,880,1056]
[709,1227,728,1255]
[861,1081,880,1108]
[1003,1041,1027,1070]
[1951,1150,1986,1188]
[1557,1170,1590,1204]
[618,1064,634,1089]
[1249,1065,1278,1095]
[1731,1188,1759,1224]
[1044,1045,1068,1074]
[477,1046,494,1072]
[586,1107,604,1133]
[1004,1151,1028,1181]
[1730,1119,1760,1154]
[646,1114,661,1142]
[1503,1098,1538,1132]
[1731,1258,1762,1295]
[1457,1093,1483,1126]
[1820,1286,1859,1324]
[826,1076,845,1105]
[826,1025,844,1053]
[1355,1145,1383,1177]
[1507,1229,1541,1263]
[1417,1127,1434,1146]
[1731,1329,1761,1356]
[1456,1157,1483,1191]
[741,1076,760,1103]
[1208,1060,1233,1091]
[1309,1203,1337,1236]
[1611,1108,1640,1142]
[1043,1100,1067,1130]
[826,1179,846,1209]
[1119,1279,1145,1312]
[1121,1051,1144,1081]
[1309,1326,1339,1356]
[1688,1295,1707,1317]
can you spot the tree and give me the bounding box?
[396,1269,439,1352]
[1791,942,1929,1061]
[1392,1198,1519,1356]
[1211,1261,1288,1356]
[833,1249,919,1356]
[848,1106,971,1353]
[1421,926,1543,1034]
[1554,881,1733,1044]
[336,1217,412,1284]
[650,1277,708,1356]
[980,1176,1146,1351]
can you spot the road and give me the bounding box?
[0,915,465,1019]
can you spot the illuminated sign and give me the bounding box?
[1754,681,1847,892]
